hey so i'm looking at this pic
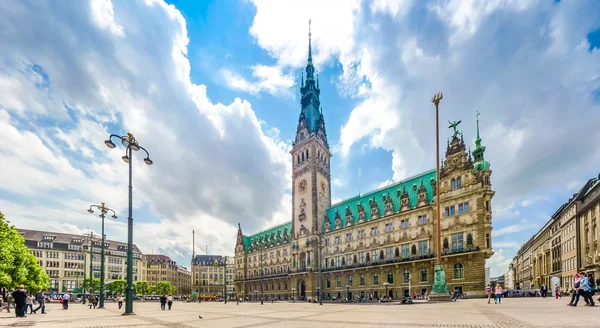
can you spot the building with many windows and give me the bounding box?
[512,174,600,291]
[191,255,229,298]
[18,229,145,293]
[145,254,191,294]
[233,26,495,301]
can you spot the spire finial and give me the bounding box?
[308,19,312,62]
[476,110,481,139]
[301,71,304,87]
[316,73,319,88]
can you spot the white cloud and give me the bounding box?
[222,65,295,97]
[333,178,345,187]
[493,241,520,249]
[520,195,548,207]
[377,179,394,188]
[486,248,513,277]
[0,0,292,264]
[493,223,537,238]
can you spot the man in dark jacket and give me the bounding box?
[160,295,167,310]
[32,289,46,314]
[11,285,27,317]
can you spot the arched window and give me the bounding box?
[380,250,384,260]
[395,247,400,258]
[466,233,473,247]
[297,155,300,164]
[451,179,456,190]
[420,268,428,282]
[360,274,365,286]
[341,257,346,266]
[387,272,394,284]
[353,254,357,264]
[366,253,371,262]
[457,177,462,189]
[411,245,417,255]
[306,149,309,159]
[302,152,305,161]
[453,263,464,279]
[403,270,410,283]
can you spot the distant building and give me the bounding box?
[511,174,600,291]
[504,263,514,289]
[145,254,191,294]
[490,275,505,288]
[18,228,144,293]
[191,255,229,298]
[485,267,490,285]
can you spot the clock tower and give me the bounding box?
[291,21,331,238]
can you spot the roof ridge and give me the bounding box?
[331,169,436,206]
[244,221,292,238]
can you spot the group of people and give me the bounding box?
[485,284,504,304]
[1,285,46,317]
[159,295,174,310]
[567,272,597,307]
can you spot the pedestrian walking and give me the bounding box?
[555,285,561,299]
[160,295,167,310]
[587,275,596,306]
[32,289,46,314]
[88,294,97,309]
[236,297,240,305]
[62,292,70,310]
[494,284,503,304]
[485,284,493,304]
[540,284,547,298]
[167,295,173,310]
[571,272,593,306]
[568,274,580,306]
[117,295,124,309]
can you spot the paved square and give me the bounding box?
[1,298,598,327]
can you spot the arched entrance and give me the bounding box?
[297,280,306,300]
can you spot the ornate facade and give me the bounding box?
[234,26,495,301]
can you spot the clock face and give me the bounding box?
[320,181,327,193]
[299,179,308,193]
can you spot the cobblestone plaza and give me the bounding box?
[1,298,598,328]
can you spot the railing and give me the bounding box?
[442,246,480,255]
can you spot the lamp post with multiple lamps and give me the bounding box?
[291,287,296,302]
[222,256,228,304]
[87,203,117,308]
[104,133,153,314]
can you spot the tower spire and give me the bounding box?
[308,19,312,63]
[472,110,489,172]
[475,110,482,148]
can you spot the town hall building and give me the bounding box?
[233,26,495,301]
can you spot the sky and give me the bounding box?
[0,0,599,277]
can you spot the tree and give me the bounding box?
[153,281,175,295]
[82,278,101,293]
[134,281,150,300]
[0,211,49,292]
[107,279,127,296]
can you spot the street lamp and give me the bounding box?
[291,287,296,302]
[346,284,351,302]
[316,286,321,304]
[312,220,325,305]
[83,231,99,304]
[383,282,390,299]
[259,243,264,305]
[105,132,153,315]
[87,203,118,309]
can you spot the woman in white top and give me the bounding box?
[25,293,34,314]
[167,295,173,310]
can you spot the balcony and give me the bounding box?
[442,246,480,256]
[321,253,435,273]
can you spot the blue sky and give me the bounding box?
[0,0,599,277]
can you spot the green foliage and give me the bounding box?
[107,279,127,295]
[0,212,49,292]
[153,281,175,295]
[82,278,101,292]
[134,281,150,298]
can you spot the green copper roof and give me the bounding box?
[243,221,292,252]
[325,169,436,231]
[472,111,489,172]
